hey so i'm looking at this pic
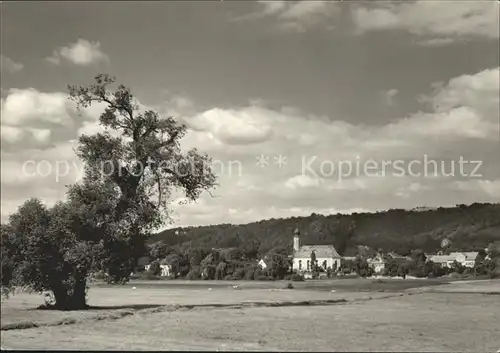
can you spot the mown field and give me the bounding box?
[2,278,500,351]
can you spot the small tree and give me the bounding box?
[451,261,465,274]
[148,242,169,261]
[148,260,161,276]
[310,251,317,272]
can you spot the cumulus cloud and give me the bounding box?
[351,1,499,44]
[234,0,340,32]
[1,67,499,227]
[182,108,274,145]
[47,39,109,66]
[1,55,24,74]
[1,88,75,127]
[1,126,24,144]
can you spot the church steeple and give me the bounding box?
[293,223,300,252]
[293,223,300,236]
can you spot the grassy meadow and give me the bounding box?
[1,278,499,351]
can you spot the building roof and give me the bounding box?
[386,252,411,260]
[449,252,479,260]
[294,245,341,258]
[427,254,454,263]
[427,252,479,263]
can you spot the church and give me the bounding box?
[291,225,342,273]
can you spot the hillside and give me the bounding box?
[150,203,500,256]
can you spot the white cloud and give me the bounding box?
[182,107,274,145]
[422,67,500,115]
[1,126,24,144]
[383,88,399,106]
[47,39,109,66]
[352,2,500,44]
[285,174,321,190]
[28,128,52,143]
[1,88,75,127]
[1,55,24,74]
[1,67,499,227]
[451,179,500,198]
[235,1,340,32]
[258,0,287,15]
[76,120,120,138]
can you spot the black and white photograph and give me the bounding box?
[1,0,499,351]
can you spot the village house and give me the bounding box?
[257,258,267,270]
[427,251,480,268]
[144,262,172,277]
[291,226,342,273]
[368,252,411,274]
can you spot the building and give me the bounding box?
[426,254,453,268]
[291,226,342,273]
[427,251,479,268]
[368,252,411,274]
[144,262,172,277]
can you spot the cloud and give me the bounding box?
[183,108,274,145]
[1,67,499,228]
[450,179,500,198]
[47,39,109,66]
[28,129,52,144]
[1,55,24,74]
[234,1,340,32]
[1,126,24,144]
[285,175,321,190]
[1,88,75,127]
[383,88,399,106]
[351,2,500,44]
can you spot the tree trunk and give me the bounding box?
[51,277,88,311]
[69,276,88,310]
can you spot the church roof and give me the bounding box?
[294,245,341,259]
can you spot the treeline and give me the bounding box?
[150,203,500,256]
[136,245,295,281]
[130,241,500,281]
[379,249,499,279]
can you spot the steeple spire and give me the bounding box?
[293,222,300,236]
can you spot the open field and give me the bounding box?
[2,279,500,351]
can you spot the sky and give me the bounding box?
[1,1,499,229]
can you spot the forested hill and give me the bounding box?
[150,203,500,256]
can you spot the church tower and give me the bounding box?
[293,223,300,252]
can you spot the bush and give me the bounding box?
[244,268,255,280]
[233,268,246,280]
[291,273,305,281]
[140,271,161,280]
[148,261,161,276]
[186,267,201,280]
[255,275,272,281]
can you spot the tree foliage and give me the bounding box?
[1,74,217,309]
[151,203,499,257]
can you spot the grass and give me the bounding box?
[2,279,499,351]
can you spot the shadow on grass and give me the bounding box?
[34,303,164,311]
[88,304,164,310]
